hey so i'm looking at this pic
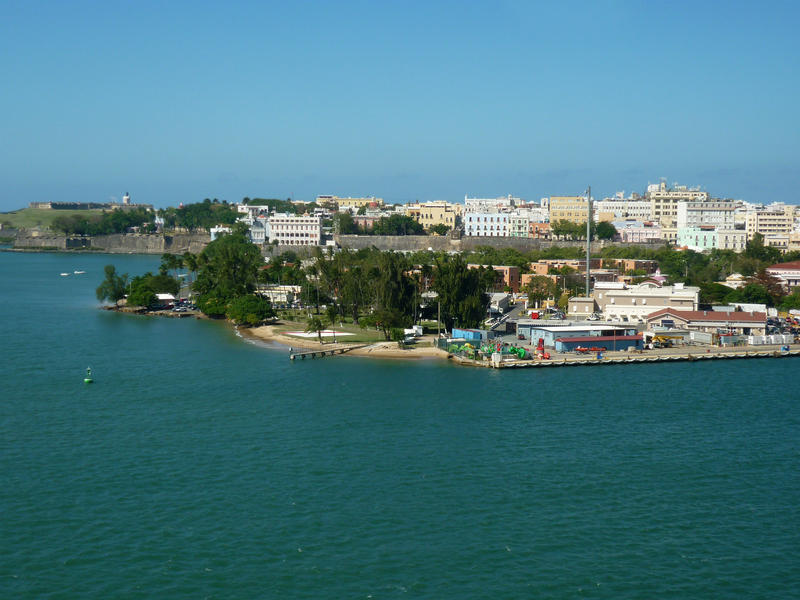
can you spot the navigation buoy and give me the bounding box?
[84,367,94,384]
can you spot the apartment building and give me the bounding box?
[581,281,700,322]
[468,264,520,293]
[268,213,322,246]
[404,201,460,231]
[317,195,384,210]
[745,205,795,240]
[464,194,520,213]
[464,212,510,237]
[676,201,736,229]
[676,227,747,252]
[509,214,530,237]
[646,181,709,227]
[594,198,652,222]
[613,220,662,243]
[548,195,590,224]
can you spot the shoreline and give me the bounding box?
[241,324,448,360]
[100,305,800,366]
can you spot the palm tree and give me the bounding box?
[306,316,324,344]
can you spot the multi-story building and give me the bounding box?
[645,308,766,336]
[612,220,662,244]
[676,227,747,252]
[594,194,652,222]
[468,264,520,293]
[646,181,709,227]
[529,258,603,275]
[464,212,510,237]
[404,201,461,231]
[745,204,795,240]
[248,215,269,244]
[528,222,551,240]
[548,195,590,224]
[570,281,700,322]
[766,260,800,290]
[317,195,384,210]
[464,194,520,213]
[509,214,530,238]
[268,213,322,246]
[676,200,736,229]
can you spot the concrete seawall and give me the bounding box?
[334,235,664,253]
[14,231,210,254]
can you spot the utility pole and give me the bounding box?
[585,186,592,298]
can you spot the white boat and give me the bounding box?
[74,270,86,274]
[60,272,70,276]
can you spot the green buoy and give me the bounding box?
[84,367,93,384]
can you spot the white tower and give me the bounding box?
[122,192,130,205]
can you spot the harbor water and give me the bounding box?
[2,251,799,598]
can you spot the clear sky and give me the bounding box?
[1,0,798,210]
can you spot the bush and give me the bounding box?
[226,295,275,326]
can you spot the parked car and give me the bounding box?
[587,313,601,321]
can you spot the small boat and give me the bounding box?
[74,270,86,274]
[60,272,70,276]
[84,367,93,384]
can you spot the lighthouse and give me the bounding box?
[122,192,130,205]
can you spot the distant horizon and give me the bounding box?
[2,1,797,211]
[6,174,797,212]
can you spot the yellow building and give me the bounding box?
[548,196,589,224]
[405,201,461,231]
[746,205,795,240]
[318,195,384,209]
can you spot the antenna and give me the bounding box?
[585,186,592,298]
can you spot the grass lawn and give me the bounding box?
[0,208,106,230]
[272,313,389,344]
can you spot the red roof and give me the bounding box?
[767,261,800,271]
[555,335,642,343]
[645,308,766,322]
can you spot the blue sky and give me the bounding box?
[1,0,798,210]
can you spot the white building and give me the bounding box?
[464,212,510,237]
[676,227,747,252]
[590,281,700,322]
[612,220,662,243]
[594,198,652,222]
[646,181,709,227]
[210,226,232,241]
[464,194,520,213]
[508,214,530,237]
[248,215,269,244]
[676,201,736,229]
[268,213,322,246]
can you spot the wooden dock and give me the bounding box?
[289,345,367,360]
[452,348,800,368]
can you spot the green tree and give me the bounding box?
[524,275,556,308]
[372,214,425,236]
[595,221,617,240]
[430,223,450,236]
[744,233,781,264]
[95,265,128,305]
[306,315,325,344]
[779,290,800,310]
[226,295,275,326]
[194,232,263,307]
[431,254,490,330]
[127,287,157,308]
[390,327,406,348]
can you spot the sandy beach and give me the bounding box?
[243,323,448,360]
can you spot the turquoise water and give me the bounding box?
[2,252,799,598]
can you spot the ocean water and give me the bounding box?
[1,251,799,598]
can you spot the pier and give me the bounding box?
[289,345,367,360]
[452,347,800,368]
